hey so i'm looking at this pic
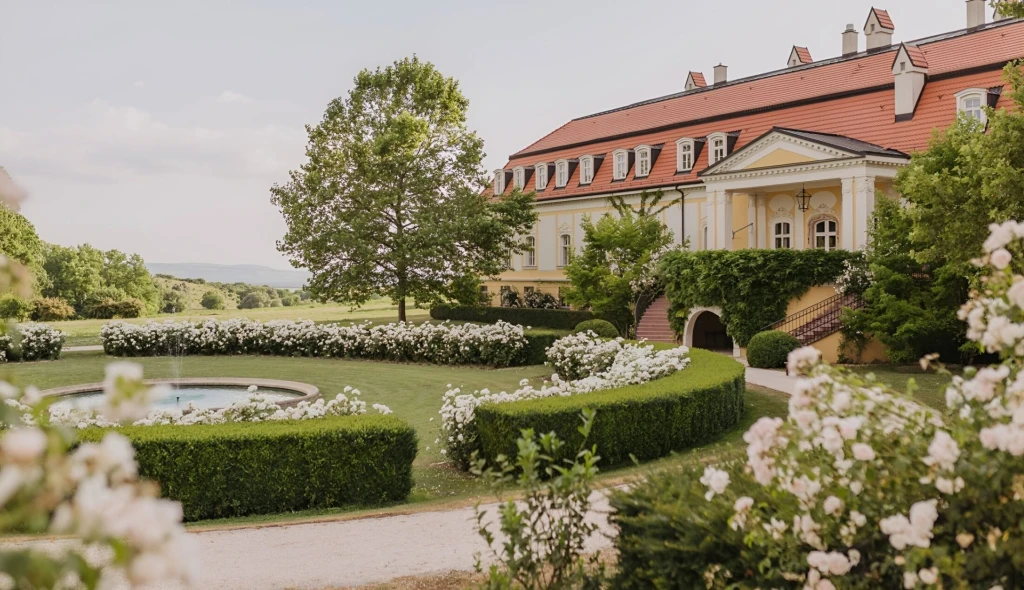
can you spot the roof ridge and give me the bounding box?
[513,120,575,161]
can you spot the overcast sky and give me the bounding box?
[0,0,979,269]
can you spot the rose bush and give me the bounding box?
[612,220,1024,590]
[0,322,65,362]
[100,318,528,367]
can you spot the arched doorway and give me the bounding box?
[685,308,735,355]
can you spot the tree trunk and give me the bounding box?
[398,297,406,323]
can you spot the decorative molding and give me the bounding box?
[704,155,905,183]
[708,132,855,174]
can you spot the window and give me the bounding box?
[555,160,568,188]
[513,167,524,189]
[708,133,728,165]
[956,89,987,124]
[613,150,628,180]
[493,170,505,195]
[524,236,536,267]
[773,222,792,249]
[535,163,548,190]
[703,225,709,250]
[479,285,488,301]
[676,138,694,171]
[506,248,514,269]
[579,156,594,184]
[635,146,651,177]
[558,234,572,266]
[813,219,838,251]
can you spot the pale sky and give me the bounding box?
[1,0,977,269]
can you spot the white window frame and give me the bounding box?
[956,88,988,124]
[812,218,838,251]
[612,149,629,180]
[524,236,536,267]
[579,155,594,184]
[493,169,505,195]
[635,145,652,178]
[773,221,792,250]
[512,166,525,190]
[676,138,695,172]
[558,234,572,267]
[555,159,569,188]
[708,133,728,165]
[535,163,548,190]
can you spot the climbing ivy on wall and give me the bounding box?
[659,249,860,347]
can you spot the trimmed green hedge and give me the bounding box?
[78,415,418,521]
[572,319,620,338]
[523,330,560,366]
[474,348,745,468]
[430,304,606,331]
[747,330,801,369]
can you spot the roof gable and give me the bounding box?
[892,43,930,72]
[866,7,895,31]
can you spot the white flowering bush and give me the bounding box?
[100,318,528,367]
[612,220,1024,589]
[833,257,872,296]
[440,333,690,469]
[0,322,66,362]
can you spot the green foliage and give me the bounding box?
[474,348,745,468]
[30,297,75,321]
[239,291,269,309]
[200,290,226,310]
[994,0,1024,18]
[564,191,676,337]
[473,410,604,590]
[430,304,605,331]
[42,244,159,315]
[160,290,188,314]
[100,250,160,313]
[661,249,857,346]
[571,319,619,338]
[522,331,560,366]
[524,290,558,310]
[0,296,32,321]
[271,56,537,321]
[85,297,145,319]
[0,205,46,291]
[500,288,521,308]
[448,274,489,307]
[746,330,801,369]
[77,414,418,521]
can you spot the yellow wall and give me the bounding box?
[745,148,816,169]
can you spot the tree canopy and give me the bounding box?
[272,56,537,321]
[0,205,45,292]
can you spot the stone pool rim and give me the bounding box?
[41,378,321,409]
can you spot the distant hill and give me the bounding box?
[147,263,311,289]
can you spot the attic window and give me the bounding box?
[555,159,569,188]
[613,150,629,180]
[493,170,505,195]
[635,146,652,178]
[513,167,525,190]
[956,88,987,124]
[535,163,548,190]
[579,156,594,185]
[900,61,906,72]
[708,133,728,165]
[676,138,694,172]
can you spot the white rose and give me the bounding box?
[1,428,47,465]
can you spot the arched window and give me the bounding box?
[676,138,694,172]
[555,160,569,188]
[579,156,594,184]
[513,167,525,189]
[702,224,709,250]
[708,133,728,165]
[559,234,572,267]
[524,236,536,267]
[535,163,548,190]
[773,221,792,249]
[493,170,505,195]
[956,88,987,124]
[635,146,652,177]
[812,218,838,251]
[612,150,629,180]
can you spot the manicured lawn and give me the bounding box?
[847,365,954,410]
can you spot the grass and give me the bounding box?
[847,365,954,410]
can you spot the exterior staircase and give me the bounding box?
[770,293,865,345]
[636,295,677,343]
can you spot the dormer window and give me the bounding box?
[708,133,728,165]
[555,160,569,188]
[513,167,525,190]
[613,150,629,180]
[535,163,548,190]
[493,170,505,195]
[635,146,652,177]
[956,88,987,124]
[676,138,694,172]
[579,156,594,185]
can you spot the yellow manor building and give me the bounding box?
[485,3,1024,361]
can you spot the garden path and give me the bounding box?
[744,366,798,395]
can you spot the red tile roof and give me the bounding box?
[491,20,1024,201]
[688,71,707,87]
[902,44,930,68]
[869,8,895,31]
[793,46,813,64]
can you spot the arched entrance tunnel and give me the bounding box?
[690,311,734,352]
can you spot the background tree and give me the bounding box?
[563,191,677,337]
[272,56,537,321]
[0,205,46,293]
[41,244,103,312]
[994,0,1024,18]
[101,250,160,312]
[201,290,226,310]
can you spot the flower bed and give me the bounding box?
[100,318,528,367]
[0,322,65,362]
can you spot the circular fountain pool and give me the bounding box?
[43,378,321,411]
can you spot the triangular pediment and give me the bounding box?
[703,129,859,176]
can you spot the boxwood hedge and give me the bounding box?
[78,414,418,521]
[430,304,606,331]
[474,348,745,468]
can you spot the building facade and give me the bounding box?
[486,3,1024,356]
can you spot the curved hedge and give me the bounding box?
[474,348,745,468]
[430,304,606,331]
[747,330,801,369]
[78,414,417,521]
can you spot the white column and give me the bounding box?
[841,177,855,251]
[705,191,718,250]
[794,202,805,250]
[747,194,757,249]
[855,176,876,249]
[715,191,732,250]
[756,194,767,249]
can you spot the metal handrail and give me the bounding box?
[768,293,864,340]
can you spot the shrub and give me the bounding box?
[269,298,282,307]
[85,297,145,319]
[746,330,801,369]
[77,414,418,521]
[200,290,225,310]
[160,290,188,314]
[30,297,76,321]
[0,323,66,362]
[0,296,32,321]
[524,290,558,309]
[239,292,268,309]
[572,319,619,338]
[430,303,605,331]
[473,348,744,469]
[500,288,522,308]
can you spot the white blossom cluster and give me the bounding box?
[0,322,66,363]
[439,332,690,468]
[100,318,528,367]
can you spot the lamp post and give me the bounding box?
[796,185,811,212]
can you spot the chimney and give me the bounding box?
[842,24,859,56]
[967,0,986,28]
[864,8,895,52]
[788,46,813,67]
[713,64,728,85]
[685,71,707,91]
[892,43,929,120]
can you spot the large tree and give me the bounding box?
[0,204,46,291]
[272,57,537,321]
